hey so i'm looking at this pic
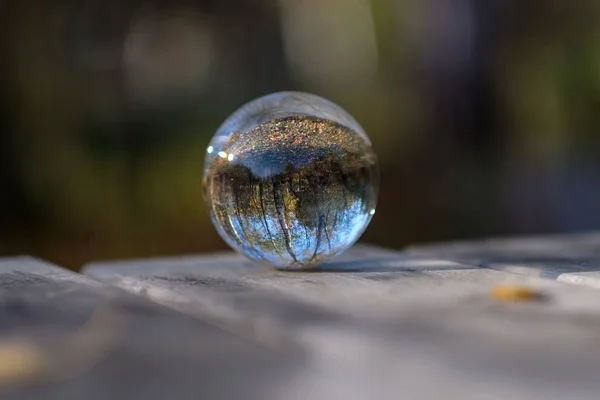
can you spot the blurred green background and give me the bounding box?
[1,0,600,269]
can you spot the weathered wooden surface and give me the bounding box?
[406,232,600,288]
[84,244,600,399]
[0,257,339,400]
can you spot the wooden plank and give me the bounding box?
[84,245,600,399]
[0,257,334,400]
[405,232,600,288]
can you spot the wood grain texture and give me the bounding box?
[406,231,600,288]
[0,257,337,400]
[84,244,600,400]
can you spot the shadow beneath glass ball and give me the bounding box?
[291,257,480,273]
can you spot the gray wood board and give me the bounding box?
[405,231,600,288]
[0,257,334,400]
[84,245,600,400]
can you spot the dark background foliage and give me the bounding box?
[1,0,599,269]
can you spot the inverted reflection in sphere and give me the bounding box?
[203,92,379,269]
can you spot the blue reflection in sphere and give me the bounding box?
[203,92,379,269]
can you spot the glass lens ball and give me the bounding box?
[203,92,379,269]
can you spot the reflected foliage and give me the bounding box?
[204,116,378,269]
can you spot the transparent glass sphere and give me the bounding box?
[203,92,379,269]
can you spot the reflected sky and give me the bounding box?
[210,175,374,269]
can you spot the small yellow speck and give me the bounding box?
[491,285,541,302]
[0,341,46,387]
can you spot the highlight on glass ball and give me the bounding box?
[202,92,379,269]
